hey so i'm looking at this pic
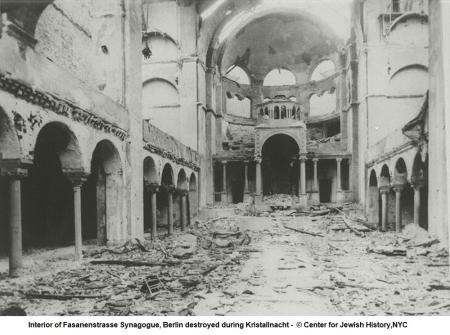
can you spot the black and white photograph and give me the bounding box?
[0,0,449,329]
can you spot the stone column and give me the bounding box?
[1,167,27,277]
[313,158,319,191]
[379,186,390,232]
[255,157,262,202]
[243,161,249,201]
[311,158,320,204]
[149,184,159,240]
[180,190,188,232]
[221,161,228,204]
[413,183,423,226]
[167,186,175,236]
[336,158,342,191]
[393,184,404,233]
[299,155,306,195]
[68,174,88,261]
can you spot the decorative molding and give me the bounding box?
[0,73,129,141]
[143,142,200,172]
[0,159,30,178]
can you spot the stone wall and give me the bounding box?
[143,121,200,171]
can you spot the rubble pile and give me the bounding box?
[1,206,449,316]
[0,217,252,316]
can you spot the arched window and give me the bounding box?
[142,79,180,138]
[263,68,296,86]
[390,65,428,95]
[274,106,280,119]
[226,94,252,118]
[281,106,287,119]
[142,35,178,62]
[311,60,336,81]
[225,65,251,85]
[309,90,336,117]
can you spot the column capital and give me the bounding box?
[0,159,29,179]
[145,182,160,193]
[299,155,307,162]
[176,188,189,196]
[412,181,425,190]
[243,160,250,165]
[64,170,89,187]
[312,158,319,163]
[162,184,176,194]
[254,155,262,164]
[379,185,391,194]
[392,184,405,193]
[336,157,343,163]
[0,167,28,179]
[221,160,228,165]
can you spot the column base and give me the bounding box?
[310,191,320,205]
[297,194,308,208]
[221,192,228,205]
[336,190,345,203]
[254,194,263,206]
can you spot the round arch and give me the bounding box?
[161,163,174,186]
[225,65,251,85]
[83,139,123,244]
[367,169,379,227]
[261,133,300,195]
[380,164,391,187]
[394,158,408,184]
[143,156,158,184]
[390,64,428,80]
[24,121,84,248]
[260,130,303,152]
[411,152,427,185]
[34,121,84,171]
[310,59,336,81]
[177,169,188,190]
[263,68,296,86]
[389,13,428,33]
[369,169,378,187]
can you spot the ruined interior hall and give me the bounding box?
[0,0,450,316]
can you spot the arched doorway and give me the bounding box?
[262,134,299,195]
[24,122,83,248]
[158,164,174,230]
[394,158,414,227]
[82,140,123,245]
[143,156,158,233]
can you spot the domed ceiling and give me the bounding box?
[220,13,338,81]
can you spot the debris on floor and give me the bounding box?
[0,202,448,316]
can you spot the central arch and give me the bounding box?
[261,134,299,195]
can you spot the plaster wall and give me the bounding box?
[35,0,126,104]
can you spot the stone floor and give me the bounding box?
[0,208,449,316]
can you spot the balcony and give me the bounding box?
[256,97,304,127]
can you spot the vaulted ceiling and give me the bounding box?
[220,12,338,80]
